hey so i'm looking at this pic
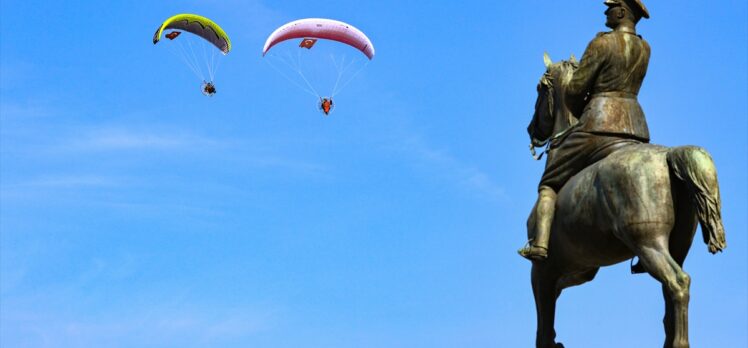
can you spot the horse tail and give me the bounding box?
[667,146,727,253]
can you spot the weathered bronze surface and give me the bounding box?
[520,2,727,347]
[525,54,727,348]
[521,0,655,262]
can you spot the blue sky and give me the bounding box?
[1,1,746,347]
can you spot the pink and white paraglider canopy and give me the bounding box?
[262,18,375,60]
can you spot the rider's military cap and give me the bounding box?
[604,0,650,19]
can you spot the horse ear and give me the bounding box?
[570,54,578,64]
[543,52,552,68]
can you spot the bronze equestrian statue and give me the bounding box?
[519,1,727,347]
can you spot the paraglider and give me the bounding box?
[263,18,374,115]
[153,14,231,96]
[262,18,375,59]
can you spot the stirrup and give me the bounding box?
[518,241,548,261]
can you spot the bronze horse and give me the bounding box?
[525,54,727,348]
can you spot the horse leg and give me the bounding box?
[632,227,691,348]
[662,202,698,346]
[660,240,693,347]
[532,264,564,348]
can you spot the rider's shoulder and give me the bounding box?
[592,31,617,43]
[586,32,612,49]
[590,31,616,43]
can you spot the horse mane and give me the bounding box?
[549,60,579,126]
[550,60,577,92]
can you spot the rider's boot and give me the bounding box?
[519,186,556,261]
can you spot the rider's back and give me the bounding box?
[567,31,651,141]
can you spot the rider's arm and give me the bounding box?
[566,34,609,116]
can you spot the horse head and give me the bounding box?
[527,53,579,151]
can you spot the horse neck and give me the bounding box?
[551,82,575,135]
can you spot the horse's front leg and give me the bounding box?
[532,264,564,348]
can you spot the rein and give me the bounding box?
[530,125,577,160]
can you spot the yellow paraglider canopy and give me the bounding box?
[153,14,231,54]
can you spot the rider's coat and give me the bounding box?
[566,31,651,141]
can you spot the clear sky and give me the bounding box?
[1,1,746,347]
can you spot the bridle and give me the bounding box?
[529,68,577,160]
[529,72,556,160]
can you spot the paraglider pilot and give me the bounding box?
[202,81,216,96]
[320,97,333,115]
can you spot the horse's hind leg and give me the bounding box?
[631,224,691,348]
[663,205,698,347]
